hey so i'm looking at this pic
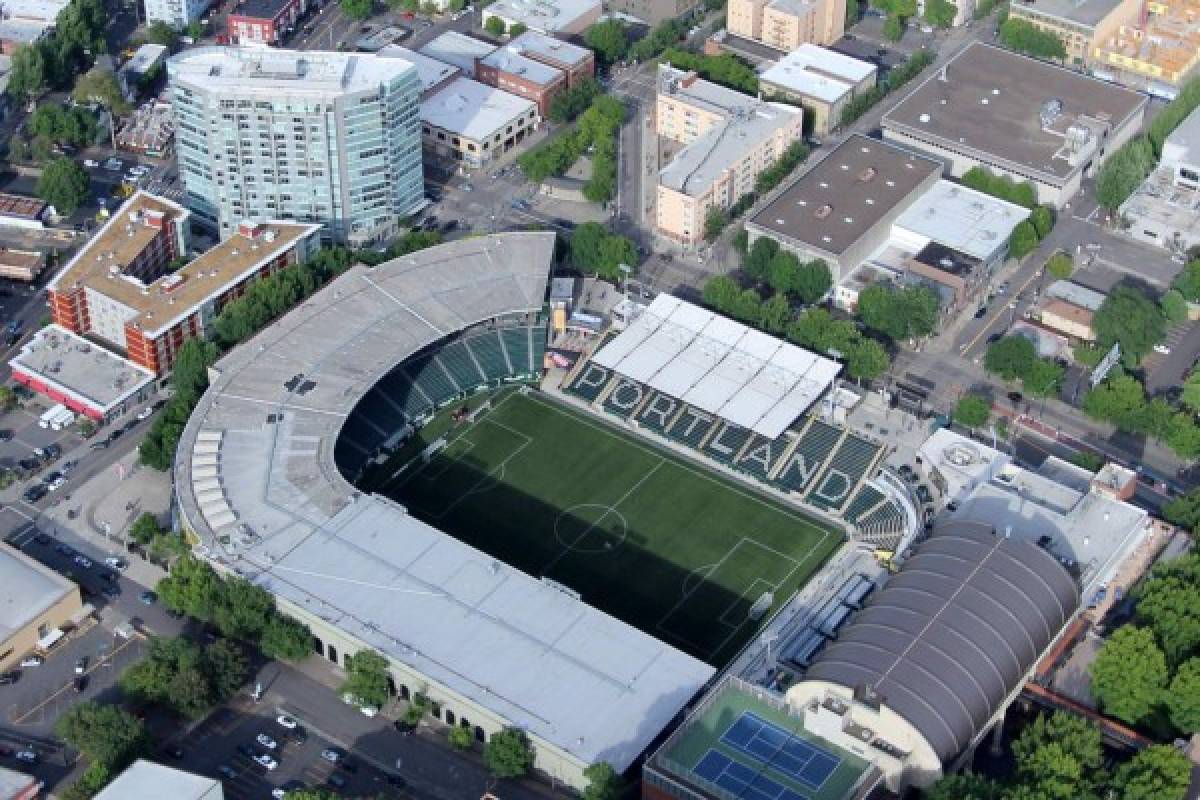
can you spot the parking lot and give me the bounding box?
[173,706,407,799]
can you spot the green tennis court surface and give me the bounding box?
[382,391,841,664]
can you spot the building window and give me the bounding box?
[327,644,338,663]
[445,710,457,725]
[312,635,324,656]
[474,726,485,742]
[430,702,442,720]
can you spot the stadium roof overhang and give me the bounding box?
[592,295,842,439]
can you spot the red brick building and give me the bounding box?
[475,47,567,117]
[227,0,304,44]
[507,30,595,89]
[46,191,320,376]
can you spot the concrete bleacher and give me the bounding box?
[567,363,613,403]
[439,341,487,389]
[774,421,840,493]
[704,423,754,464]
[843,485,885,525]
[825,435,881,485]
[603,379,647,419]
[469,332,514,380]
[502,327,534,374]
[734,435,783,482]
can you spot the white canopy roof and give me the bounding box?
[593,295,841,438]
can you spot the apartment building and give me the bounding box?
[726,0,845,50]
[0,0,69,54]
[1093,0,1200,94]
[145,0,210,29]
[46,191,320,375]
[604,0,700,24]
[1008,0,1141,67]
[168,47,424,246]
[476,47,567,117]
[227,0,306,45]
[507,30,594,88]
[758,44,876,135]
[654,67,804,245]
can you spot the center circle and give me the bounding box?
[555,504,629,553]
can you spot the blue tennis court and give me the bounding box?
[694,750,809,800]
[719,712,841,790]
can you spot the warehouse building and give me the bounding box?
[758,44,877,136]
[476,47,567,117]
[420,77,540,168]
[882,42,1146,208]
[482,0,602,35]
[507,30,594,88]
[745,135,942,282]
[95,761,222,800]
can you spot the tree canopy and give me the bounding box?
[954,394,991,428]
[342,649,391,709]
[56,702,147,769]
[37,157,90,215]
[485,15,506,35]
[1096,136,1156,210]
[569,223,637,280]
[583,763,623,800]
[484,728,534,778]
[984,335,1037,381]
[1110,745,1191,800]
[583,20,627,65]
[73,66,129,114]
[857,284,940,341]
[1090,625,1169,725]
[1165,657,1200,733]
[923,0,957,26]
[999,17,1067,59]
[1173,259,1200,303]
[1092,286,1167,367]
[121,635,249,718]
[1045,251,1073,280]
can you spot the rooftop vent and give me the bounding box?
[814,204,832,219]
[857,167,876,182]
[919,113,931,123]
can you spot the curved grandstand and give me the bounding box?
[174,233,715,790]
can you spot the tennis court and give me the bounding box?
[721,712,841,789]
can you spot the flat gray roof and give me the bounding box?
[175,233,714,772]
[94,761,221,800]
[0,542,75,642]
[658,64,757,117]
[9,325,155,414]
[748,134,942,255]
[418,31,498,75]
[508,30,592,67]
[168,46,419,96]
[1011,0,1130,28]
[481,47,563,86]
[893,179,1030,261]
[378,45,459,94]
[759,44,876,104]
[421,77,537,141]
[883,43,1146,185]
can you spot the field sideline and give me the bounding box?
[382,390,841,664]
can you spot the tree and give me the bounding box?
[129,512,161,545]
[703,275,740,313]
[341,0,374,18]
[1045,251,1073,280]
[1008,220,1039,261]
[205,638,250,699]
[1096,136,1156,210]
[1161,288,1188,323]
[342,649,391,709]
[999,17,1067,60]
[485,15,506,35]
[569,223,637,280]
[1136,571,1200,666]
[732,288,762,323]
[7,44,47,100]
[448,725,474,750]
[37,157,90,215]
[1172,259,1200,302]
[923,0,956,26]
[56,702,146,769]
[1090,626,1169,725]
[120,636,224,717]
[1165,658,1200,732]
[792,259,833,304]
[146,20,180,47]
[157,555,223,621]
[0,386,17,411]
[583,19,627,65]
[73,67,130,115]
[1068,450,1104,472]
[583,763,623,800]
[1162,488,1200,535]
[954,394,991,428]
[484,728,534,778]
[857,284,939,341]
[1093,286,1167,367]
[985,335,1036,381]
[743,237,779,283]
[1030,205,1055,238]
[508,21,526,36]
[844,338,889,383]
[759,293,791,334]
[923,772,1002,800]
[284,791,342,800]
[1025,357,1065,397]
[1110,745,1191,800]
[883,13,905,40]
[704,206,728,241]
[260,614,313,661]
[61,762,111,800]
[1011,712,1105,800]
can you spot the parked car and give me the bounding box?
[217,765,237,779]
[0,429,12,441]
[14,750,36,764]
[136,406,154,420]
[138,590,156,605]
[974,305,988,319]
[82,159,99,168]
[74,657,87,674]
[73,555,93,569]
[21,485,46,503]
[1154,343,1171,355]
[19,656,42,668]
[104,557,126,570]
[320,748,342,764]
[256,734,278,750]
[0,672,20,685]
[276,714,298,730]
[73,675,88,693]
[252,753,278,771]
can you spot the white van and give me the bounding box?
[39,404,69,429]
[49,406,76,431]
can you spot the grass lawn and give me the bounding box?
[379,390,841,664]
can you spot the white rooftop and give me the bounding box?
[894,179,1031,261]
[174,234,714,773]
[658,102,801,196]
[658,64,758,117]
[1161,105,1200,170]
[122,43,167,74]
[592,294,841,439]
[759,44,876,104]
[422,77,536,140]
[9,325,155,414]
[508,29,592,67]
[0,541,75,642]
[485,0,601,32]
[1044,279,1107,311]
[481,46,562,86]
[418,31,498,75]
[378,45,459,93]
[167,47,418,95]
[94,761,221,800]
[2,0,70,22]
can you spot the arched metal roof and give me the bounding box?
[805,522,1079,761]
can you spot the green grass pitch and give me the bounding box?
[380,391,842,664]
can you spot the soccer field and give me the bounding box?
[381,391,841,664]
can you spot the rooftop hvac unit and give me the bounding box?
[1040,98,1064,129]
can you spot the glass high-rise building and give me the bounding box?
[168,47,425,246]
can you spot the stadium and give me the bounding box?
[174,232,914,788]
